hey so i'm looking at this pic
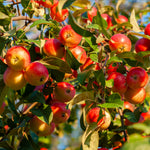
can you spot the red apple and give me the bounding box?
[53,82,76,102]
[80,57,101,71]
[144,23,150,36]
[135,38,150,53]
[86,107,111,130]
[30,115,55,136]
[69,46,87,64]
[51,102,71,124]
[126,67,148,89]
[40,148,48,150]
[124,87,146,104]
[124,101,134,112]
[59,25,82,48]
[101,13,113,29]
[43,38,65,58]
[98,148,108,150]
[3,67,27,90]
[5,46,31,71]
[0,102,6,115]
[116,15,128,24]
[24,62,49,86]
[141,109,150,120]
[107,72,127,95]
[106,63,119,75]
[50,1,69,22]
[109,34,131,53]
[87,7,97,22]
[35,46,40,53]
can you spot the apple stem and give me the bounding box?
[23,102,38,115]
[118,108,127,142]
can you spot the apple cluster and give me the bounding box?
[3,46,49,90]
[135,23,150,53]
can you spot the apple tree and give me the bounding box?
[0,0,150,150]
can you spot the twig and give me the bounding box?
[12,16,39,22]
[23,102,38,115]
[118,108,127,142]
[16,0,21,16]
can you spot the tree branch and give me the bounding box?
[11,16,39,22]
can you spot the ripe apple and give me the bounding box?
[124,87,146,104]
[106,63,119,75]
[135,38,150,53]
[3,67,27,90]
[109,34,131,53]
[144,23,150,36]
[80,57,101,71]
[35,46,40,53]
[86,107,111,130]
[116,15,128,24]
[126,67,148,89]
[87,7,97,22]
[51,102,71,124]
[30,115,55,136]
[69,46,87,64]
[43,38,65,58]
[59,25,82,48]
[5,46,31,71]
[107,72,127,95]
[98,148,108,150]
[141,109,150,120]
[24,62,49,86]
[40,148,48,150]
[0,102,6,115]
[124,101,134,112]
[53,82,76,102]
[101,13,113,29]
[50,1,69,22]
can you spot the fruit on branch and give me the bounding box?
[135,38,150,53]
[30,116,55,136]
[59,25,82,48]
[43,38,65,58]
[35,46,40,53]
[109,34,131,53]
[3,67,27,90]
[24,62,49,86]
[124,101,134,112]
[101,13,113,29]
[144,23,150,36]
[107,72,127,95]
[40,148,48,150]
[115,15,128,24]
[124,87,146,104]
[106,63,119,75]
[141,109,150,120]
[86,107,111,130]
[51,102,71,124]
[53,82,76,102]
[87,7,97,22]
[69,46,87,64]
[50,1,69,22]
[126,67,148,89]
[5,46,31,71]
[80,57,101,71]
[0,102,6,115]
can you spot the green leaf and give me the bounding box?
[106,79,114,88]
[117,52,137,60]
[128,32,150,40]
[30,19,55,28]
[99,93,123,108]
[68,12,93,37]
[0,141,12,150]
[92,11,111,38]
[124,111,138,123]
[130,9,141,32]
[89,53,98,62]
[70,91,95,106]
[50,69,65,82]
[0,11,9,19]
[24,91,45,104]
[84,36,99,52]
[39,56,72,73]
[63,0,76,8]
[94,70,105,87]
[106,56,123,65]
[31,104,53,124]
[87,24,100,30]
[21,0,30,8]
[77,70,92,85]
[66,49,82,70]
